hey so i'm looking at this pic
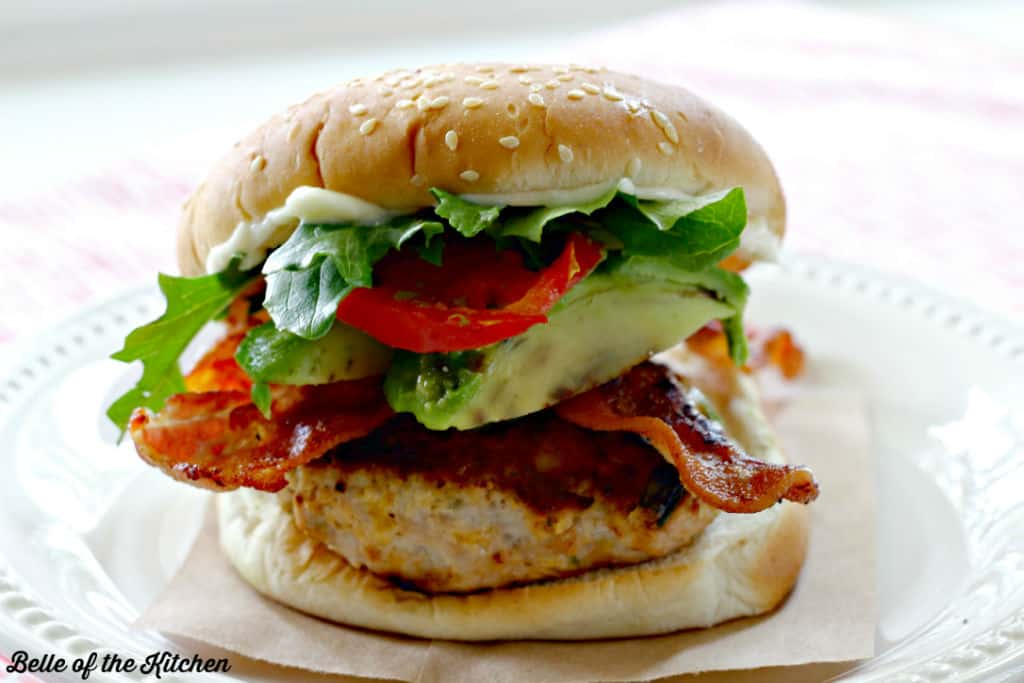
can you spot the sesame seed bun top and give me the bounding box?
[177,63,785,276]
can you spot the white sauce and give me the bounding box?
[618,179,781,262]
[464,179,709,206]
[205,183,780,273]
[736,216,780,262]
[205,187,398,273]
[461,181,618,207]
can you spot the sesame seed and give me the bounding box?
[581,83,600,94]
[527,93,546,107]
[544,79,560,89]
[480,79,500,90]
[475,65,495,73]
[416,95,430,111]
[348,103,368,116]
[652,111,680,143]
[602,88,624,101]
[566,89,586,100]
[465,75,485,84]
[379,87,394,97]
[518,75,533,85]
[556,73,573,82]
[460,170,480,182]
[410,174,425,186]
[509,65,529,73]
[626,100,641,114]
[557,144,574,163]
[249,155,266,171]
[399,77,421,89]
[359,118,379,135]
[584,66,600,73]
[627,158,642,176]
[499,135,520,149]
[396,99,415,109]
[423,75,446,88]
[529,83,544,92]
[658,141,675,155]
[463,97,484,109]
[427,95,450,110]
[444,130,459,151]
[347,78,364,87]
[553,66,570,74]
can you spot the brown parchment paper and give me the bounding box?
[138,378,876,683]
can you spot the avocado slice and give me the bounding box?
[384,263,735,430]
[237,321,392,385]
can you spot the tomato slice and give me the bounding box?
[337,233,604,353]
[336,289,546,352]
[372,237,538,309]
[505,233,603,315]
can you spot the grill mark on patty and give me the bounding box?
[309,413,685,516]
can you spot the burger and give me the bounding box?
[108,63,819,641]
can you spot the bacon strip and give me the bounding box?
[129,378,393,492]
[183,290,269,394]
[686,322,806,379]
[555,362,818,513]
[183,332,252,393]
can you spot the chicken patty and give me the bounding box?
[286,413,716,593]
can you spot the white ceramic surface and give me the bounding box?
[1,255,1023,682]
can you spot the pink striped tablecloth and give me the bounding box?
[2,2,1022,352]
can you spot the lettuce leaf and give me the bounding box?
[430,189,502,237]
[262,217,443,339]
[601,188,747,271]
[263,257,349,341]
[250,382,272,418]
[499,187,618,242]
[429,185,746,271]
[106,259,256,435]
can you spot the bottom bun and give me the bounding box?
[217,359,810,641]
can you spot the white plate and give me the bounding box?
[1,255,1023,683]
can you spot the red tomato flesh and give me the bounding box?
[336,233,603,353]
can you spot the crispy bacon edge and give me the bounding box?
[129,288,395,492]
[129,376,392,493]
[555,362,819,514]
